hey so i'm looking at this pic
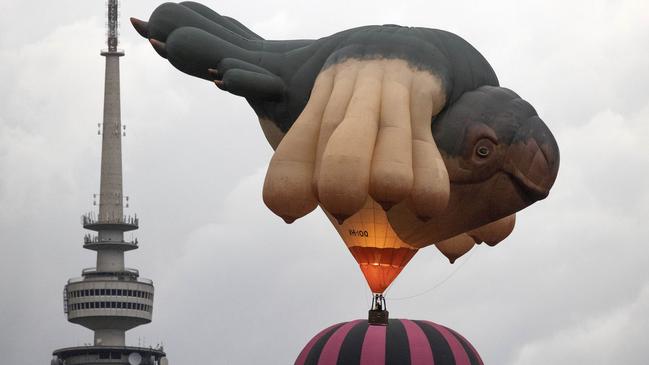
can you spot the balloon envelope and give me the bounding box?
[326,198,417,293]
[295,318,484,365]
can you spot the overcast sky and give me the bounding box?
[1,0,648,364]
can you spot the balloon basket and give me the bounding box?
[368,293,389,326]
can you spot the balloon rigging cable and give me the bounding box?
[388,249,476,301]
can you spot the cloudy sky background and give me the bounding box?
[1,0,648,363]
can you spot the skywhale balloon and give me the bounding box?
[131,2,560,298]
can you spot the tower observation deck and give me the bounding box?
[52,1,167,364]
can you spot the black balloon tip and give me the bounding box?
[130,18,149,38]
[213,79,225,89]
[416,214,432,222]
[377,200,394,212]
[207,68,221,80]
[333,214,350,225]
[469,235,483,245]
[149,39,167,58]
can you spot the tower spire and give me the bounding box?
[52,1,168,364]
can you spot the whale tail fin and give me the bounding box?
[131,2,315,101]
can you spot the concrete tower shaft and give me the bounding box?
[98,54,124,223]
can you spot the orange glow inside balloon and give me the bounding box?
[326,198,418,293]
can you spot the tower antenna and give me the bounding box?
[106,0,120,53]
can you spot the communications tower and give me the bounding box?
[52,1,168,364]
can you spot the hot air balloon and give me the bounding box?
[327,198,417,294]
[323,197,418,323]
[131,4,559,249]
[295,319,483,365]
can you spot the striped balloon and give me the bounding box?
[295,319,483,365]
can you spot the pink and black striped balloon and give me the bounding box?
[295,319,483,365]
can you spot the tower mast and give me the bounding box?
[98,0,124,225]
[52,1,168,364]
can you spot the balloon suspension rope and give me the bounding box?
[388,249,476,301]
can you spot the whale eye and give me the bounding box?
[476,145,490,157]
[474,138,495,159]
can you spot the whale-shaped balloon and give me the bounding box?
[131,2,560,250]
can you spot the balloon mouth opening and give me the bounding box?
[508,167,550,201]
[502,153,552,203]
[504,137,558,202]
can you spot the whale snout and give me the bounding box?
[505,115,560,202]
